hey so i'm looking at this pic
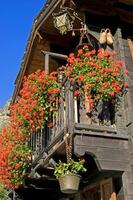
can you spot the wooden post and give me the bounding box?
[41,50,67,74]
[74,96,78,123]
[45,53,49,74]
[84,93,92,124]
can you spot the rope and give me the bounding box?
[65,132,72,163]
[64,87,73,163]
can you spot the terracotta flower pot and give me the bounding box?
[58,174,81,194]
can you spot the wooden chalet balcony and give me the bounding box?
[29,28,132,163]
[29,77,130,163]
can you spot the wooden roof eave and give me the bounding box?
[34,0,62,32]
[11,0,62,106]
[11,25,37,106]
[11,0,133,106]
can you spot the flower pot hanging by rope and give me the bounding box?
[58,174,81,194]
[54,132,85,194]
[59,133,81,194]
[56,135,81,194]
[54,115,86,194]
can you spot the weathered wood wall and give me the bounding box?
[123,39,133,105]
[25,37,50,75]
[74,134,133,200]
[74,134,129,171]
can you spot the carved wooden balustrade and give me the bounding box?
[29,79,66,162]
[29,75,130,163]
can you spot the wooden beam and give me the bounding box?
[79,4,115,16]
[119,0,133,6]
[115,8,133,24]
[74,134,129,171]
[41,51,68,60]
[40,31,78,46]
[44,54,50,73]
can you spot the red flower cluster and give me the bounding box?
[0,69,61,188]
[0,125,31,188]
[63,47,128,108]
[11,69,61,134]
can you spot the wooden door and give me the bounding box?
[100,178,116,200]
[87,186,101,200]
[75,178,116,200]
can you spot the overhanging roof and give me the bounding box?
[11,0,133,106]
[11,0,62,106]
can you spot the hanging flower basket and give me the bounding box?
[62,46,128,110]
[58,174,81,194]
[54,159,86,194]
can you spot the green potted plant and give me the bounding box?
[0,184,9,200]
[54,159,86,194]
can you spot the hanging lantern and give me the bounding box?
[53,9,75,35]
[52,0,84,35]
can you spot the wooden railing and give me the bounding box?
[29,129,46,161]
[29,79,129,162]
[29,79,67,161]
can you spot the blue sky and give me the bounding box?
[0,0,45,108]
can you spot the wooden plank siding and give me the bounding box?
[123,39,133,106]
[72,31,133,199]
[25,38,50,75]
[113,29,131,135]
